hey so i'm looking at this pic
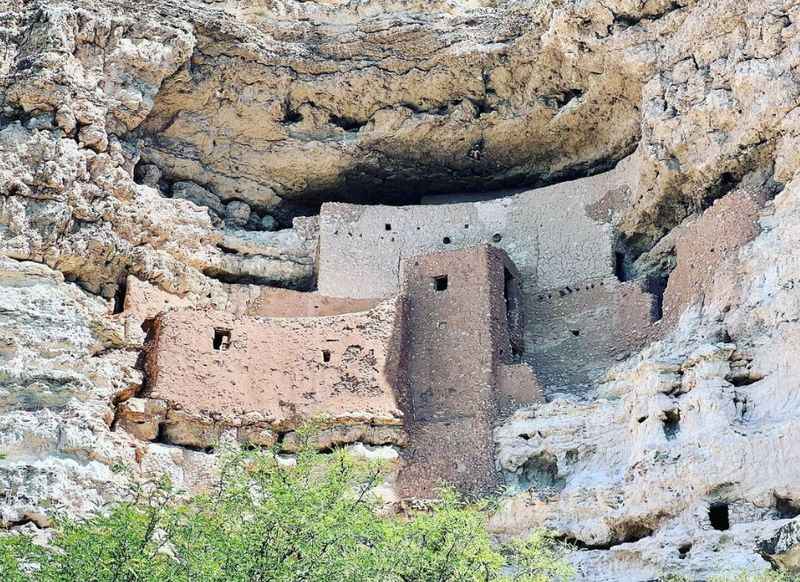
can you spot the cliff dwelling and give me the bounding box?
[112,151,770,499]
[117,150,666,497]
[124,245,541,496]
[5,2,799,577]
[317,150,659,390]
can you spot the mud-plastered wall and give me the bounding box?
[144,298,406,442]
[529,278,657,388]
[247,287,380,318]
[396,245,537,497]
[318,152,649,392]
[662,190,766,326]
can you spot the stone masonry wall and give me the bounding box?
[529,277,657,388]
[142,299,406,448]
[396,245,541,497]
[247,288,380,318]
[318,151,640,299]
[662,190,767,327]
[318,152,653,391]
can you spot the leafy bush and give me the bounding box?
[0,442,572,582]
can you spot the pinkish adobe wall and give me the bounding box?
[121,275,193,321]
[130,244,543,497]
[114,275,194,347]
[662,190,766,327]
[315,151,658,393]
[246,287,380,317]
[143,298,406,447]
[529,277,656,388]
[396,245,541,498]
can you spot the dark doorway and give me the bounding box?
[709,503,730,531]
[112,279,127,314]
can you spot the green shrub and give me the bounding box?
[0,443,572,582]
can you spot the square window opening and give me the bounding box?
[385,223,392,231]
[433,275,448,291]
[213,328,232,351]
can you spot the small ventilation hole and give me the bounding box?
[322,350,331,363]
[442,236,451,244]
[213,328,232,351]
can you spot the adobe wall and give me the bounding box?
[122,275,193,321]
[396,245,541,497]
[662,190,766,326]
[129,244,543,497]
[143,298,406,446]
[246,287,380,317]
[318,152,652,392]
[529,277,657,388]
[317,151,639,300]
[117,275,194,345]
[119,278,379,342]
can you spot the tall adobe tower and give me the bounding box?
[397,244,540,497]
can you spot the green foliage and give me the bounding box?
[0,443,573,582]
[502,530,576,582]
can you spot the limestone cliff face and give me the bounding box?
[1,0,800,579]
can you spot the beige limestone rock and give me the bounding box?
[115,398,167,441]
[134,163,163,189]
[282,425,408,453]
[171,181,225,217]
[0,258,219,524]
[492,176,800,580]
[224,200,251,229]
[759,518,800,573]
[2,0,800,579]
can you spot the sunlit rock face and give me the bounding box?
[493,177,800,579]
[2,0,800,578]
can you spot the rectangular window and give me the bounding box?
[322,349,331,363]
[213,328,232,351]
[433,275,448,291]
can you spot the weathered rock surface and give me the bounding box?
[492,176,800,579]
[2,0,800,579]
[759,518,800,572]
[0,257,217,526]
[5,0,796,240]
